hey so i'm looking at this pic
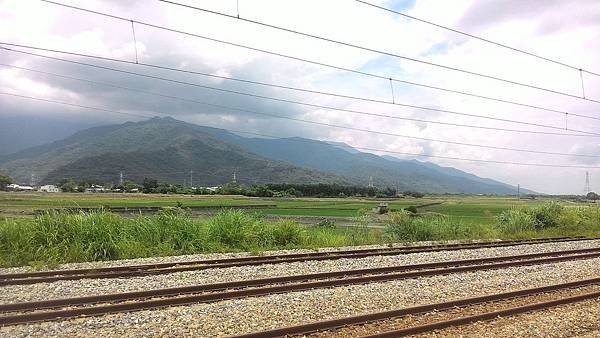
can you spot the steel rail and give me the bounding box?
[1,246,598,314]
[0,237,586,286]
[361,291,600,338]
[1,249,599,326]
[233,277,600,338]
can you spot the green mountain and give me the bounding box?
[0,117,530,194]
[0,117,348,186]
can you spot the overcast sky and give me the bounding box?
[1,0,600,194]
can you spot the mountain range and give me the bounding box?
[0,117,531,194]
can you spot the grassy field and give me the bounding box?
[0,192,563,223]
[1,192,599,267]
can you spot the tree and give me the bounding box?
[57,178,78,192]
[587,191,599,200]
[142,177,159,193]
[0,174,12,191]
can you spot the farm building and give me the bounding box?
[38,185,61,193]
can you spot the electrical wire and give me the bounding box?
[34,0,600,117]
[3,90,600,162]
[2,44,598,137]
[157,0,600,104]
[4,90,600,169]
[354,0,600,77]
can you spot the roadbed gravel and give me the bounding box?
[0,239,512,274]
[0,239,599,304]
[1,246,600,337]
[423,297,600,337]
[310,284,600,337]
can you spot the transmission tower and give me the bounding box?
[232,171,237,183]
[584,171,591,195]
[119,171,124,186]
[368,176,374,188]
[189,170,193,187]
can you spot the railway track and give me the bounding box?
[234,277,600,338]
[0,236,589,286]
[1,246,598,326]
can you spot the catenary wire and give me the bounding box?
[34,0,600,118]
[1,44,598,137]
[4,62,600,159]
[354,0,600,77]
[157,0,600,104]
[4,90,600,169]
[3,90,600,162]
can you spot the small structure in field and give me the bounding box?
[7,184,35,191]
[372,202,389,214]
[39,185,61,193]
[85,185,106,193]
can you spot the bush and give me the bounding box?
[317,218,336,228]
[405,206,418,214]
[495,208,535,234]
[531,201,563,228]
[385,210,480,242]
[269,220,306,246]
[206,209,261,248]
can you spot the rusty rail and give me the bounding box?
[1,248,599,326]
[0,237,589,286]
[234,278,600,338]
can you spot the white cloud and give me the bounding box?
[1,0,600,193]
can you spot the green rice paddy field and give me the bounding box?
[0,192,582,225]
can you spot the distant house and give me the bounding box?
[7,184,35,191]
[85,185,106,193]
[39,185,61,193]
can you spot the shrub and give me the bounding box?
[205,209,260,248]
[405,206,418,214]
[531,201,563,228]
[317,218,336,228]
[495,208,536,233]
[269,220,306,246]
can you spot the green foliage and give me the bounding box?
[385,210,491,242]
[316,218,336,228]
[0,174,12,191]
[405,205,418,214]
[495,208,535,233]
[0,209,308,267]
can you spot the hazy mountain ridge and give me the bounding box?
[0,117,530,194]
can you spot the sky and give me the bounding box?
[1,0,599,194]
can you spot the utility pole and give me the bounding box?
[189,170,193,187]
[119,171,124,186]
[517,184,520,200]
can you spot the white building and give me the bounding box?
[39,185,61,193]
[7,184,35,191]
[85,185,106,193]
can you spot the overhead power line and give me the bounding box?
[2,91,600,169]
[157,0,600,104]
[7,63,600,158]
[354,0,600,78]
[2,44,598,137]
[3,87,600,160]
[35,1,600,116]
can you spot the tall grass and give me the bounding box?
[385,210,496,242]
[2,202,599,268]
[0,209,313,267]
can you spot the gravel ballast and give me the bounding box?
[0,239,599,304]
[312,285,600,337]
[424,297,600,337]
[1,253,600,337]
